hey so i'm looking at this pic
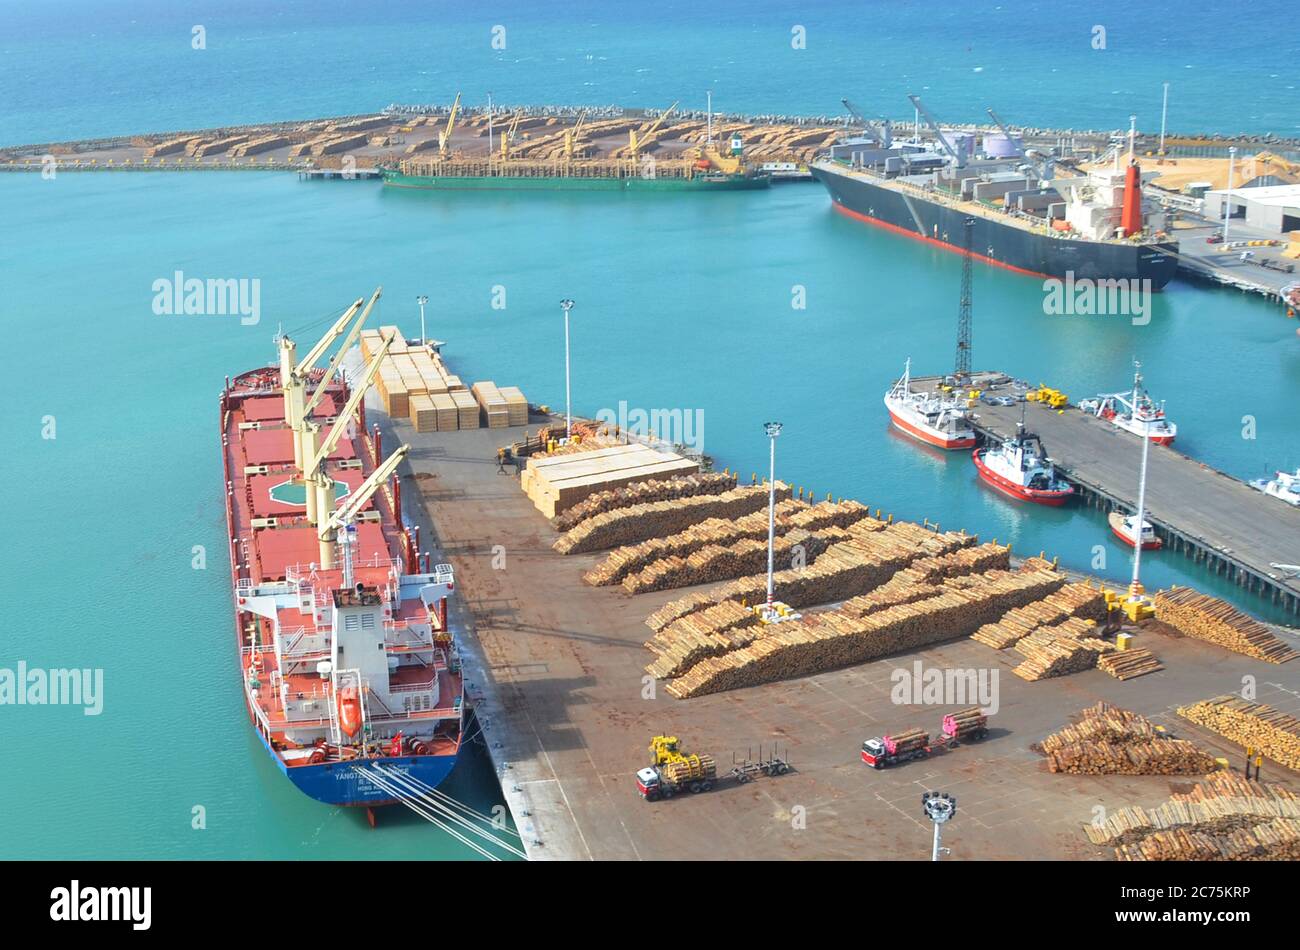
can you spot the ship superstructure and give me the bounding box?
[884,359,977,450]
[220,288,466,812]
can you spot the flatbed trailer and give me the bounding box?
[862,709,990,769]
[637,747,791,801]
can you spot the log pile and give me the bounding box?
[1114,817,1300,861]
[970,582,1109,650]
[1087,771,1299,848]
[1017,555,1059,573]
[1037,703,1218,775]
[1097,648,1164,680]
[663,569,1065,698]
[1177,696,1300,772]
[644,601,761,680]
[554,483,791,554]
[1154,586,1298,664]
[644,522,972,632]
[621,527,835,594]
[554,472,736,531]
[1012,618,1112,681]
[583,501,806,586]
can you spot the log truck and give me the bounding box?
[861,708,990,769]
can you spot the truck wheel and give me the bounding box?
[646,790,660,802]
[737,773,750,783]
[689,781,702,794]
[701,781,713,792]
[662,787,674,799]
[776,763,789,775]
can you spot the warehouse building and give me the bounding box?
[1204,183,1300,235]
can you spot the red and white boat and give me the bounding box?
[1078,361,1176,444]
[1108,510,1161,549]
[972,420,1074,506]
[884,358,977,450]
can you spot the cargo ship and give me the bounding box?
[812,106,1178,287]
[220,289,466,817]
[884,358,977,450]
[382,158,770,191]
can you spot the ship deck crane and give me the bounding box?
[438,92,462,159]
[302,332,395,525]
[279,296,365,469]
[302,287,382,423]
[907,94,964,168]
[321,442,411,573]
[984,107,1023,159]
[628,100,678,165]
[842,97,892,147]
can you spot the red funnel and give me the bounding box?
[1120,162,1143,236]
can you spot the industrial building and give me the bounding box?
[1204,183,1300,235]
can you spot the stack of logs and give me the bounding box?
[553,472,736,531]
[1012,617,1114,681]
[554,483,790,554]
[1178,696,1300,772]
[1037,703,1218,775]
[1087,771,1299,859]
[1154,587,1298,664]
[969,582,1107,650]
[1097,648,1164,680]
[663,569,1065,698]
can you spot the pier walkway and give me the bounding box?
[912,373,1300,613]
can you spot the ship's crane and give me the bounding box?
[984,107,1023,159]
[279,297,365,470]
[302,287,382,423]
[438,92,462,159]
[500,111,522,160]
[841,98,892,147]
[320,443,410,572]
[907,94,964,168]
[302,332,395,525]
[628,101,678,165]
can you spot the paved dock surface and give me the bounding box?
[376,406,1300,861]
[913,374,1300,612]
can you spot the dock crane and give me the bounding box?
[841,98,892,147]
[984,107,1024,159]
[499,110,522,160]
[906,94,964,168]
[438,92,462,159]
[301,332,395,526]
[321,443,410,573]
[628,101,678,165]
[279,296,366,470]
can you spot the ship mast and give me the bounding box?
[1128,360,1152,602]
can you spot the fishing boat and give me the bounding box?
[971,418,1074,506]
[220,289,466,820]
[1250,468,1300,506]
[884,359,977,450]
[1078,361,1176,444]
[1108,511,1161,549]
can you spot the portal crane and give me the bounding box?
[907,94,964,168]
[320,443,410,572]
[438,92,462,159]
[628,101,678,165]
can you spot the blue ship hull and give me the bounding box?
[256,728,461,806]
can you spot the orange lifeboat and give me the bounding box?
[338,686,362,737]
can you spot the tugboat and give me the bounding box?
[1108,511,1161,549]
[1078,361,1176,444]
[883,359,977,450]
[1250,468,1300,506]
[971,415,1074,506]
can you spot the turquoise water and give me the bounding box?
[3,0,1299,146]
[2,2,1299,860]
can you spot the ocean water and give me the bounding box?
[2,3,1299,860]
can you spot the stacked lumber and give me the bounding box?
[663,569,1065,698]
[944,707,988,739]
[784,499,875,532]
[143,136,200,158]
[431,393,458,431]
[188,135,250,157]
[584,502,805,586]
[450,390,479,428]
[472,381,510,428]
[555,482,785,555]
[408,394,438,433]
[231,135,290,157]
[499,386,529,426]
[1087,772,1299,849]
[555,472,736,532]
[1012,619,1111,681]
[526,445,701,520]
[1154,587,1297,663]
[621,528,835,594]
[1038,703,1217,775]
[645,603,762,680]
[1017,555,1058,573]
[1177,696,1300,772]
[883,728,929,755]
[1097,648,1164,680]
[660,754,716,784]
